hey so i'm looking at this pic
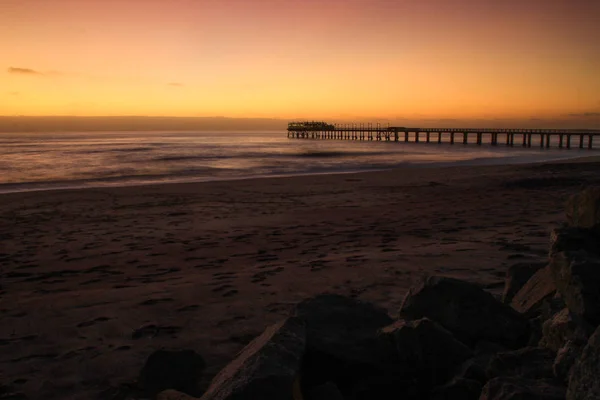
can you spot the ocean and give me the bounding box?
[0,130,594,193]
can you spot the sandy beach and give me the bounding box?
[1,159,599,400]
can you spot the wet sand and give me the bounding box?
[1,159,599,399]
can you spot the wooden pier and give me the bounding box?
[287,123,600,150]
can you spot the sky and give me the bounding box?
[1,0,599,126]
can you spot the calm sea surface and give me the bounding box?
[0,130,594,193]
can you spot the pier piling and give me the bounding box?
[287,122,599,150]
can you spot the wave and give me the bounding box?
[295,150,388,158]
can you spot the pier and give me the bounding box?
[287,122,600,150]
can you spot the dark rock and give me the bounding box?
[201,317,305,400]
[510,266,557,317]
[549,250,600,325]
[528,315,545,348]
[550,226,600,256]
[567,325,600,400]
[454,358,489,383]
[344,374,420,400]
[503,262,547,304]
[480,377,566,400]
[431,378,482,400]
[0,384,27,400]
[399,275,529,347]
[293,294,401,398]
[486,347,555,380]
[540,293,568,321]
[475,341,508,356]
[565,186,600,229]
[379,318,473,385]
[157,390,197,400]
[293,293,393,366]
[539,308,591,352]
[554,340,584,384]
[304,382,344,400]
[98,383,141,400]
[139,350,206,398]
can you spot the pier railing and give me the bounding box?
[287,124,600,149]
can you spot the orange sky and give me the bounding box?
[1,0,599,124]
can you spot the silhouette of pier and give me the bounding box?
[287,122,600,149]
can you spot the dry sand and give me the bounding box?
[1,159,599,399]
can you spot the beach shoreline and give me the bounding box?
[1,150,597,196]
[1,159,599,399]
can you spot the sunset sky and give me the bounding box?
[1,0,599,124]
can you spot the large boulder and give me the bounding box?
[539,308,591,352]
[567,325,600,400]
[431,377,482,400]
[510,267,557,317]
[400,276,529,347]
[304,382,344,400]
[291,294,401,399]
[565,186,600,229]
[139,350,206,398]
[379,318,473,386]
[480,377,566,400]
[486,347,555,380]
[502,262,547,304]
[550,226,600,256]
[549,250,600,325]
[554,340,585,384]
[200,317,305,400]
[158,390,198,400]
[293,293,393,366]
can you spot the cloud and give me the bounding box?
[7,67,43,75]
[569,112,600,118]
[167,82,184,87]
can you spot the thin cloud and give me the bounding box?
[8,91,19,96]
[7,67,43,75]
[167,82,184,87]
[568,112,600,118]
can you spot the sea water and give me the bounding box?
[0,130,594,193]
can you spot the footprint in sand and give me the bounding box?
[177,305,199,312]
[139,298,174,306]
[251,266,284,283]
[77,317,111,328]
[131,324,182,340]
[210,282,232,290]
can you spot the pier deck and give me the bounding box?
[287,123,600,149]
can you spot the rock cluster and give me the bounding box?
[139,186,600,400]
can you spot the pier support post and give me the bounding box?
[540,134,544,148]
[477,133,482,145]
[510,134,514,146]
[559,134,563,148]
[492,133,497,145]
[580,135,584,148]
[438,132,442,144]
[450,132,455,144]
[463,132,468,144]
[527,134,532,147]
[546,134,551,148]
[589,135,594,149]
[394,131,399,142]
[415,131,419,143]
[522,134,527,147]
[426,132,430,143]
[506,133,510,146]
[405,131,409,142]
[566,135,571,149]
